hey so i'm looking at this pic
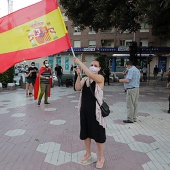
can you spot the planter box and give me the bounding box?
[7,83,16,90]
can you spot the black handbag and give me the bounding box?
[99,101,110,117]
[89,81,110,117]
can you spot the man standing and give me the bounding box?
[160,66,165,81]
[34,60,52,106]
[153,65,158,80]
[55,64,63,87]
[28,62,38,86]
[119,61,140,123]
[103,66,111,85]
[70,64,73,74]
[142,65,147,82]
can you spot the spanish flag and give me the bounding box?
[0,0,72,73]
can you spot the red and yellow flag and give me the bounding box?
[0,0,72,73]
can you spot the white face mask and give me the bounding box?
[45,63,49,67]
[89,66,100,73]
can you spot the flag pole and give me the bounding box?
[71,47,76,57]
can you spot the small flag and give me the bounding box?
[0,0,72,73]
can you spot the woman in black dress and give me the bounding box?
[74,57,106,169]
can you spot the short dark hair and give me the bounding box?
[43,60,48,65]
[126,61,133,66]
[31,62,35,65]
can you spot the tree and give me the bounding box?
[135,0,170,39]
[60,0,140,32]
[60,0,170,39]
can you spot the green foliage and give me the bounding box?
[135,0,170,39]
[0,67,15,87]
[60,0,139,32]
[60,0,170,39]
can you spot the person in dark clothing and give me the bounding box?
[70,64,74,74]
[103,66,111,85]
[142,65,147,82]
[166,68,170,88]
[160,66,165,81]
[153,65,159,80]
[73,66,78,91]
[28,62,38,86]
[55,64,63,87]
[74,57,106,169]
[24,65,33,97]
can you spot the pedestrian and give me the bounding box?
[103,66,111,85]
[73,66,78,91]
[28,62,38,87]
[74,57,106,169]
[142,65,147,82]
[34,60,52,106]
[119,61,140,123]
[153,65,158,80]
[70,64,73,74]
[24,65,33,97]
[160,66,165,81]
[166,68,170,88]
[55,63,63,87]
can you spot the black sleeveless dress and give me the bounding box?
[80,81,106,143]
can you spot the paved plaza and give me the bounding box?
[0,81,170,170]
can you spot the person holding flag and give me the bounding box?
[73,56,106,169]
[34,60,52,106]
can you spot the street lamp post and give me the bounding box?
[139,42,142,66]
[7,0,13,14]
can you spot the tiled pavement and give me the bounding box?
[0,81,170,170]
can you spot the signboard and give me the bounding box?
[158,56,167,71]
[118,46,129,51]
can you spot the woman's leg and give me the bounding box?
[29,83,33,96]
[81,138,91,162]
[96,142,105,168]
[25,83,29,96]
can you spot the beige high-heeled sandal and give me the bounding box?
[80,155,92,164]
[96,159,105,169]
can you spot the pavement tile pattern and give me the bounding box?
[0,81,170,170]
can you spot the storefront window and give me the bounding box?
[116,58,129,72]
[56,57,61,66]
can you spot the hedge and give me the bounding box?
[0,67,15,88]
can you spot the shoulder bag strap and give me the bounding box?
[88,79,101,107]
